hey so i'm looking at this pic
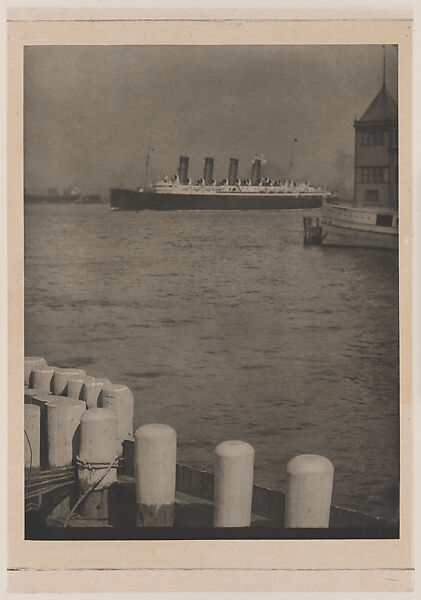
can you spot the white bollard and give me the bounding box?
[24,404,41,469]
[77,408,119,519]
[66,375,87,400]
[135,424,177,526]
[81,377,111,409]
[214,440,254,527]
[98,383,134,454]
[31,366,55,393]
[24,356,47,386]
[32,393,59,468]
[24,389,41,403]
[46,397,86,468]
[52,368,86,396]
[285,454,334,528]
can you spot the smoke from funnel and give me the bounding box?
[253,153,268,166]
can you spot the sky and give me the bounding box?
[24,45,398,197]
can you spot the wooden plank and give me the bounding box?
[174,493,213,527]
[25,465,76,502]
[269,489,285,525]
[25,465,75,484]
[108,479,137,527]
[189,469,203,498]
[175,463,182,490]
[25,479,75,500]
[181,465,193,494]
[251,485,271,518]
[329,504,391,529]
[122,439,135,477]
[200,470,214,501]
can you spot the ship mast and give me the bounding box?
[288,138,298,181]
[143,131,154,190]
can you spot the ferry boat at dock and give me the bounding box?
[320,50,398,250]
[321,202,398,250]
[110,155,336,211]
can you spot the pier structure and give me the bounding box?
[303,216,323,244]
[24,356,397,535]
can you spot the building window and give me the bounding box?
[376,213,393,227]
[357,167,386,183]
[362,131,384,145]
[365,190,380,205]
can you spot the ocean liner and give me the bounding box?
[110,155,336,211]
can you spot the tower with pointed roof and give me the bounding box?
[353,76,398,209]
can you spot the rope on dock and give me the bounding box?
[63,453,120,527]
[24,429,33,487]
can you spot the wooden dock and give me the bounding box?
[24,357,398,539]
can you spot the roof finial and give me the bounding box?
[383,45,386,88]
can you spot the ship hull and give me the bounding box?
[110,188,324,211]
[321,204,398,250]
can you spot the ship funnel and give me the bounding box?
[203,157,214,185]
[178,156,189,184]
[251,158,261,186]
[228,158,239,185]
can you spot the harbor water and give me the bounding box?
[24,204,399,522]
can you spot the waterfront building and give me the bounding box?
[353,83,398,210]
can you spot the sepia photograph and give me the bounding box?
[22,42,400,540]
[6,11,414,594]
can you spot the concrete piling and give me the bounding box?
[24,357,47,386]
[81,377,111,409]
[52,368,86,396]
[98,383,134,454]
[66,375,87,400]
[46,397,86,468]
[76,408,119,519]
[214,440,255,527]
[134,424,177,526]
[285,454,334,528]
[24,404,41,470]
[31,366,55,393]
